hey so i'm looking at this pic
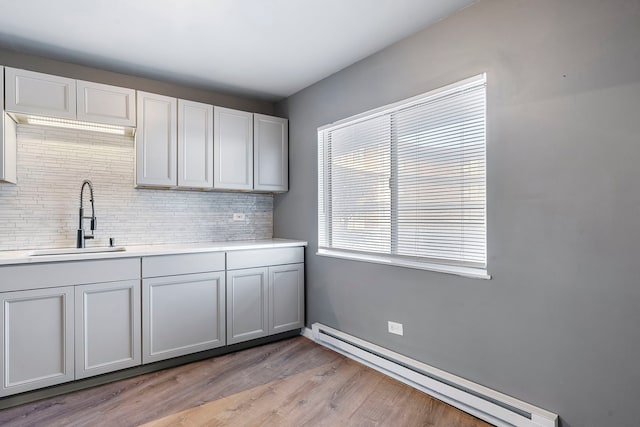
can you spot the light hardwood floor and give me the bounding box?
[0,336,491,427]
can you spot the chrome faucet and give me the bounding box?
[77,180,97,248]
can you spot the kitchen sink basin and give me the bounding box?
[28,246,126,256]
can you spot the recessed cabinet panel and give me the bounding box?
[1,287,74,397]
[1,66,18,184]
[136,91,177,187]
[226,267,268,344]
[77,80,136,127]
[142,272,226,363]
[270,264,304,334]
[142,252,225,278]
[254,114,288,192]
[75,280,141,379]
[0,258,139,293]
[1,114,17,184]
[214,106,253,190]
[5,67,76,119]
[226,247,304,270]
[178,99,214,189]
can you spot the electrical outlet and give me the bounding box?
[388,321,404,336]
[233,213,245,221]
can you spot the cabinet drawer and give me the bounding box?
[226,247,304,270]
[142,252,225,278]
[0,258,140,292]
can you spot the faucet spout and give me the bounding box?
[77,180,97,248]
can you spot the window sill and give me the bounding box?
[316,249,491,280]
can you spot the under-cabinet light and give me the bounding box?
[25,115,129,135]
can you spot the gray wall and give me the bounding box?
[274,1,640,426]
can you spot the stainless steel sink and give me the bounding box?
[28,246,126,256]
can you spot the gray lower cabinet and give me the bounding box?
[226,247,305,345]
[226,267,269,344]
[269,263,305,334]
[0,258,140,396]
[0,246,304,397]
[0,286,75,397]
[142,271,226,363]
[227,263,304,345]
[75,280,141,379]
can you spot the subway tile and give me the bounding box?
[0,125,273,251]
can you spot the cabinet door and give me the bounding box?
[213,106,253,190]
[77,80,136,127]
[75,280,141,379]
[1,66,18,184]
[254,114,288,192]
[4,67,76,119]
[226,267,268,344]
[1,287,74,397]
[142,272,225,363]
[1,114,17,184]
[269,263,304,334]
[136,91,177,186]
[178,99,213,189]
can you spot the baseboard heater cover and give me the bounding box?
[306,323,558,427]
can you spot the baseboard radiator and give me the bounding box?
[306,323,558,427]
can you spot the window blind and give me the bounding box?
[318,74,486,270]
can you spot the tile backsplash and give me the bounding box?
[0,124,273,251]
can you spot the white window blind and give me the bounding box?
[318,74,487,273]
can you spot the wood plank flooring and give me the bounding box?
[0,336,491,427]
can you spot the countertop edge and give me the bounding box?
[0,239,308,266]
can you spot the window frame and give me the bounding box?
[317,74,490,280]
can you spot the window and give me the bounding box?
[318,74,488,279]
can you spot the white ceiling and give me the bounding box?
[0,0,475,101]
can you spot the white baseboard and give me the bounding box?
[301,326,314,340]
[302,323,557,427]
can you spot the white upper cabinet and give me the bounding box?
[4,67,76,119]
[254,114,288,192]
[214,106,253,191]
[1,66,18,184]
[178,99,213,189]
[4,68,136,129]
[2,67,289,193]
[136,91,177,187]
[214,108,288,193]
[77,80,136,127]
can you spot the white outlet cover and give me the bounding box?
[388,321,404,336]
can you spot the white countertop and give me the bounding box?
[0,239,308,266]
